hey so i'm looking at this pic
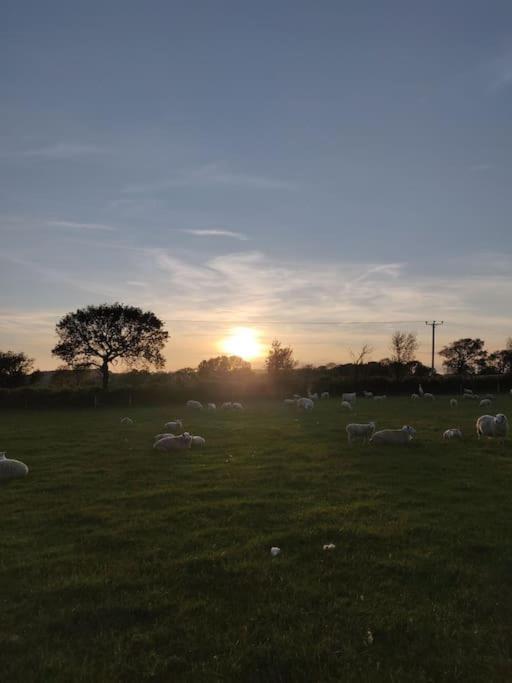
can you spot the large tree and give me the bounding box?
[52,303,169,389]
[439,338,487,375]
[197,355,251,377]
[389,331,419,381]
[0,350,34,387]
[265,339,297,375]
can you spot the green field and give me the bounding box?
[2,397,512,682]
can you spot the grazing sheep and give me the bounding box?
[450,398,458,408]
[154,432,193,451]
[221,402,233,410]
[480,398,491,407]
[207,403,217,411]
[231,402,244,410]
[0,453,28,481]
[120,417,133,425]
[370,425,416,445]
[443,428,463,440]
[342,392,356,403]
[341,400,353,411]
[373,395,387,401]
[321,392,330,399]
[363,391,373,398]
[297,397,314,411]
[186,400,203,410]
[411,393,420,400]
[346,422,376,444]
[191,435,206,448]
[476,414,509,441]
[284,398,297,406]
[423,393,435,400]
[164,419,183,434]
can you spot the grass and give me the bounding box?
[1,397,512,682]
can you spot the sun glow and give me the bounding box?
[220,327,263,361]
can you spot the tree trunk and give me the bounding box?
[101,361,109,391]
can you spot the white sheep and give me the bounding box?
[284,398,297,406]
[450,398,458,408]
[153,432,193,452]
[463,388,473,394]
[186,400,203,410]
[120,417,133,425]
[207,403,217,411]
[346,422,375,444]
[370,425,416,445]
[163,419,183,434]
[411,393,420,400]
[297,397,314,411]
[231,402,244,410]
[309,392,319,401]
[342,392,356,403]
[363,391,373,398]
[341,400,353,411]
[154,432,174,442]
[476,414,509,441]
[0,453,29,481]
[480,398,491,407]
[423,393,435,400]
[463,393,479,400]
[191,435,206,448]
[221,402,233,410]
[321,392,330,399]
[443,428,463,440]
[373,395,387,401]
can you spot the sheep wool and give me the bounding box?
[0,453,29,481]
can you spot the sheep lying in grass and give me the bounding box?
[186,400,203,410]
[297,397,314,411]
[370,425,416,445]
[341,400,353,411]
[479,398,491,407]
[154,433,193,451]
[450,399,458,408]
[346,422,376,444]
[0,453,28,481]
[164,419,183,433]
[120,417,133,425]
[476,414,509,441]
[191,436,206,448]
[443,428,463,440]
[321,392,330,399]
[207,403,216,411]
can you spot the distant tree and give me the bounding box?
[51,363,96,388]
[173,367,197,387]
[389,331,419,381]
[197,355,251,377]
[265,339,297,376]
[0,350,34,387]
[487,348,512,375]
[349,343,373,383]
[439,338,487,375]
[52,303,169,390]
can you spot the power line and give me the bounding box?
[164,319,441,326]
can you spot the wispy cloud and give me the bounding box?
[45,220,117,232]
[22,143,106,160]
[181,229,249,241]
[122,162,295,194]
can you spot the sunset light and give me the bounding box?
[220,327,263,361]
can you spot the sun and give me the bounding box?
[220,327,262,361]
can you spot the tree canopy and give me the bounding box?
[197,355,251,377]
[0,350,34,387]
[52,303,169,389]
[265,339,296,375]
[389,331,419,381]
[439,338,487,375]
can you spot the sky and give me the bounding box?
[1,0,512,371]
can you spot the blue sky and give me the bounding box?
[2,0,512,369]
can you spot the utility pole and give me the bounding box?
[425,321,443,374]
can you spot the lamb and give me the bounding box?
[476,414,509,441]
[373,395,387,401]
[153,432,193,451]
[341,400,353,411]
[297,397,314,411]
[163,419,183,433]
[411,393,420,400]
[231,402,244,410]
[321,392,330,399]
[191,435,206,448]
[346,422,376,444]
[186,400,203,410]
[370,425,416,445]
[207,403,217,411]
[120,417,133,425]
[450,398,458,408]
[342,392,356,403]
[0,453,29,481]
[423,393,435,400]
[363,391,373,398]
[443,428,463,440]
[479,399,491,407]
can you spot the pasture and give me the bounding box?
[2,397,512,682]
